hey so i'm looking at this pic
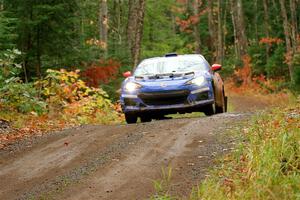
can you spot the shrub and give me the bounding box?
[36,69,95,106]
[0,49,22,87]
[63,91,121,124]
[0,50,47,115]
[0,79,47,115]
[36,69,121,124]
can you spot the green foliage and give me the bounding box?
[0,49,42,114]
[3,0,81,77]
[292,52,300,91]
[0,49,22,85]
[0,79,47,115]
[0,48,47,114]
[151,167,174,200]
[265,44,288,78]
[0,9,18,51]
[221,55,237,78]
[248,42,267,76]
[142,0,187,58]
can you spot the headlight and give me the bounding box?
[186,76,205,86]
[124,82,141,92]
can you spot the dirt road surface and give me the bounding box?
[0,96,267,200]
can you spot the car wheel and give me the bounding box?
[204,104,215,116]
[125,113,138,124]
[225,96,228,112]
[140,115,151,123]
[215,90,226,114]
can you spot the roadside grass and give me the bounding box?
[151,167,175,200]
[151,103,300,200]
[194,104,300,200]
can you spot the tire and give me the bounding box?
[204,104,215,116]
[125,113,138,124]
[224,96,228,112]
[215,102,225,113]
[140,115,152,123]
[215,90,226,114]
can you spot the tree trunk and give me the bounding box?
[255,0,258,42]
[230,0,248,61]
[208,0,217,58]
[289,0,298,53]
[99,0,108,58]
[22,4,33,81]
[127,0,138,60]
[236,0,247,56]
[279,0,294,81]
[230,0,239,60]
[189,0,201,54]
[263,0,270,60]
[116,0,122,44]
[111,0,122,45]
[222,0,228,64]
[216,0,223,64]
[36,25,41,79]
[24,32,31,82]
[132,0,146,69]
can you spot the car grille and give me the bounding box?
[138,90,190,106]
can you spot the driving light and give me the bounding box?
[187,76,205,86]
[124,82,141,92]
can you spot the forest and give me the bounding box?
[0,0,299,125]
[1,0,299,83]
[0,1,300,199]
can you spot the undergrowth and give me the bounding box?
[194,104,300,200]
[0,69,123,149]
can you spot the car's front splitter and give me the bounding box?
[123,99,214,114]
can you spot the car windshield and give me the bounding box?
[134,56,209,76]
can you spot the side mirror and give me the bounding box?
[212,64,222,72]
[123,71,132,78]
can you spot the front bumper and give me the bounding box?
[120,86,214,114]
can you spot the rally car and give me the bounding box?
[120,53,227,124]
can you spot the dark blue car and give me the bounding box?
[120,54,227,124]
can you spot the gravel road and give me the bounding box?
[0,96,267,200]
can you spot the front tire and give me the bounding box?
[125,113,138,124]
[215,90,226,114]
[204,104,215,116]
[140,115,151,123]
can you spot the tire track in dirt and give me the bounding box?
[55,114,247,200]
